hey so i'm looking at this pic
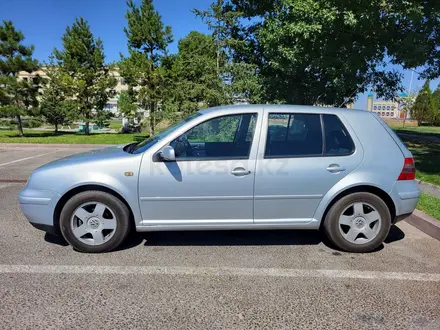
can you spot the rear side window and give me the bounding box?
[323,114,355,156]
[265,113,323,157]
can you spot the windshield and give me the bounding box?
[130,112,202,154]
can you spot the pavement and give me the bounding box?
[1,146,440,329]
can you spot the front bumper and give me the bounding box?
[19,188,61,233]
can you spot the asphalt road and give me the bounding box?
[0,147,439,329]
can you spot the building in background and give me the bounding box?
[366,93,409,119]
[18,68,133,117]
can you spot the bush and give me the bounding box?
[23,118,43,128]
[0,119,15,127]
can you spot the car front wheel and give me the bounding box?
[59,191,131,253]
[323,192,391,253]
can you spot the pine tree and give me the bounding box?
[0,20,40,136]
[54,18,116,135]
[122,0,172,136]
[40,60,75,133]
[412,81,435,125]
[431,84,440,126]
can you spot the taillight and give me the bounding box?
[398,157,416,180]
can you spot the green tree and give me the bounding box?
[117,90,138,122]
[412,81,435,125]
[0,20,41,136]
[122,0,173,136]
[431,84,440,125]
[194,1,262,104]
[226,62,262,104]
[398,93,416,128]
[40,63,76,132]
[54,18,116,135]
[193,0,240,77]
[172,31,225,115]
[223,0,440,105]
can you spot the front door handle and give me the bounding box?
[326,164,346,173]
[231,167,251,176]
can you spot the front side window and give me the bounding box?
[171,113,257,159]
[131,112,202,154]
[323,114,355,156]
[265,113,323,157]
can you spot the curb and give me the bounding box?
[405,210,440,241]
[416,180,440,199]
[0,143,116,149]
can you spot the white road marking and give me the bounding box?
[0,265,439,282]
[0,150,61,167]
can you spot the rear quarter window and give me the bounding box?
[323,114,355,156]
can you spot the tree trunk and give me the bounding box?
[85,121,90,135]
[16,114,24,137]
[54,123,58,133]
[149,102,155,136]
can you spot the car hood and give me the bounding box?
[37,144,131,170]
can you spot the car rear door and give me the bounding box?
[253,110,363,224]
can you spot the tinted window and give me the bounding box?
[323,114,355,156]
[171,113,257,159]
[265,113,323,157]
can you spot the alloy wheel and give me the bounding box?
[70,202,117,246]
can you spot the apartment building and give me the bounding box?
[18,68,130,117]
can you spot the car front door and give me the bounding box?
[138,110,261,227]
[254,111,363,224]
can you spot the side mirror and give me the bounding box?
[160,145,176,161]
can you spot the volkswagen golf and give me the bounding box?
[19,105,420,253]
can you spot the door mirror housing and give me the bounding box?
[160,145,176,161]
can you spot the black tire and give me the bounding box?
[323,192,391,253]
[60,191,131,253]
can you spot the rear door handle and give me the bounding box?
[231,167,251,176]
[326,164,346,173]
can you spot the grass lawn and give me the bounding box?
[399,135,440,186]
[0,129,148,144]
[417,193,440,220]
[392,125,440,135]
[108,120,122,130]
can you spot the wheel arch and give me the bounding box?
[318,185,396,229]
[53,184,135,235]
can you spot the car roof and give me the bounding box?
[198,104,369,116]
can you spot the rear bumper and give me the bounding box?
[19,188,60,233]
[390,181,420,220]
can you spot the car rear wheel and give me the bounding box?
[60,191,131,253]
[323,192,391,253]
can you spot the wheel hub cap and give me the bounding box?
[87,217,101,229]
[70,202,117,246]
[338,202,382,245]
[353,217,366,229]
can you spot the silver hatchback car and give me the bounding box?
[19,105,420,253]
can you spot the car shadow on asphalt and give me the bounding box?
[44,224,406,254]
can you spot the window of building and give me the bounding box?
[373,106,377,110]
[381,112,385,116]
[265,113,322,157]
[386,112,390,116]
[387,106,390,110]
[171,113,257,159]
